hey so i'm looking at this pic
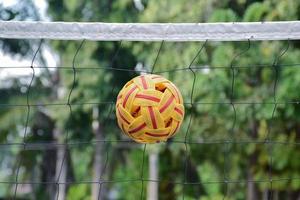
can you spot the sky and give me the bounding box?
[2,0,48,20]
[0,0,57,80]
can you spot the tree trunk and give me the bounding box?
[41,147,57,200]
[246,151,259,200]
[262,190,269,200]
[247,167,258,200]
[54,128,67,200]
[147,152,159,200]
[247,106,259,200]
[92,107,105,200]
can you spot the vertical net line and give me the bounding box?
[103,41,124,119]
[182,40,207,200]
[140,40,165,199]
[265,40,290,200]
[13,40,42,199]
[98,41,123,200]
[140,144,147,199]
[0,35,297,199]
[222,39,250,200]
[55,39,85,200]
[151,40,164,74]
[97,140,110,200]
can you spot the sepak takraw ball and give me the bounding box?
[116,74,184,143]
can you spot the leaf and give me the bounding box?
[243,2,269,21]
[208,9,237,22]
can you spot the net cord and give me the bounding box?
[1,26,300,198]
[0,21,300,41]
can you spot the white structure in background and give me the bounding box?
[0,0,57,196]
[135,61,159,200]
[133,0,145,11]
[0,0,56,82]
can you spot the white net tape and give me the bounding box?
[0,21,300,41]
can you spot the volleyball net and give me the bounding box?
[0,21,300,199]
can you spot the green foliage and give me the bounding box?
[112,148,149,199]
[67,184,91,200]
[1,0,300,199]
[209,9,237,22]
[0,0,40,56]
[197,162,221,196]
[243,2,268,22]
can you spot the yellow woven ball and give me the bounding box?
[116,74,184,143]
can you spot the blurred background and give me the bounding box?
[1,0,300,199]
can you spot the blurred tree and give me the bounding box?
[0,0,39,56]
[135,0,300,199]
[46,1,139,199]
[1,0,300,200]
